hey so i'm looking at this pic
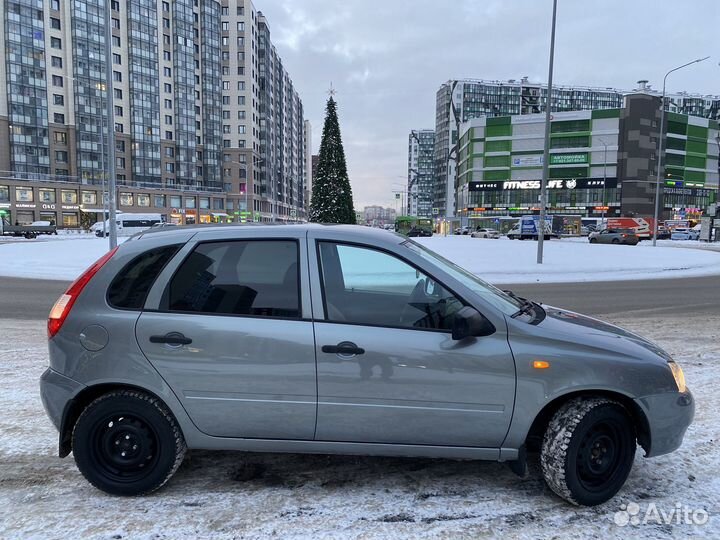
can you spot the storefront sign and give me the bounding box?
[512,155,543,167]
[41,203,56,210]
[0,203,11,209]
[469,178,616,192]
[549,153,588,165]
[16,203,36,209]
[62,205,79,211]
[663,187,713,197]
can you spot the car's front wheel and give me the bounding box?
[541,397,636,506]
[72,390,186,496]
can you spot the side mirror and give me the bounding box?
[452,306,495,340]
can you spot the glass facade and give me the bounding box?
[6,0,50,174]
[199,0,222,190]
[128,0,161,185]
[408,130,435,218]
[172,0,195,187]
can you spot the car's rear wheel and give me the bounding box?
[611,238,620,244]
[541,397,635,506]
[72,390,186,496]
[589,238,598,243]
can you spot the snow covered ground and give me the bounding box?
[1,233,719,284]
[1,316,718,539]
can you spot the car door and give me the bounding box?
[309,239,516,449]
[136,233,317,440]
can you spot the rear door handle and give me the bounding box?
[322,342,365,356]
[150,333,192,346]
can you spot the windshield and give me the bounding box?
[402,239,524,316]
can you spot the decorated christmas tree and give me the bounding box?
[310,96,356,224]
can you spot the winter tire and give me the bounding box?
[589,238,598,243]
[72,390,186,496]
[540,397,635,506]
[611,238,620,244]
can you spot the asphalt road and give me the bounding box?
[1,275,719,321]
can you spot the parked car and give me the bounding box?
[670,227,699,241]
[454,226,471,235]
[588,228,640,245]
[0,217,57,239]
[407,226,432,237]
[471,228,500,239]
[41,224,693,506]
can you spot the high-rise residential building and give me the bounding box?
[433,77,720,219]
[303,119,312,218]
[407,129,435,217]
[0,0,306,226]
[455,93,719,222]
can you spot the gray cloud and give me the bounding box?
[259,0,719,208]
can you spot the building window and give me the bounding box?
[116,157,125,168]
[39,189,56,203]
[237,81,245,91]
[165,163,175,173]
[165,131,173,140]
[51,0,60,9]
[222,21,229,31]
[137,194,150,207]
[61,190,77,204]
[164,67,171,77]
[222,96,230,105]
[223,140,231,148]
[112,18,120,29]
[55,169,68,177]
[116,140,125,153]
[237,22,245,31]
[163,17,170,28]
[164,51,171,61]
[55,151,68,163]
[112,35,121,47]
[114,123,124,133]
[54,113,65,124]
[223,125,230,134]
[165,115,173,125]
[114,88,122,99]
[237,6,244,15]
[163,34,171,45]
[185,198,196,209]
[51,37,62,49]
[120,193,133,206]
[51,56,62,68]
[238,125,246,134]
[50,17,61,29]
[238,139,246,148]
[113,53,122,65]
[54,132,67,144]
[53,94,64,105]
[238,110,246,120]
[164,83,172,93]
[113,71,122,82]
[221,6,228,15]
[81,191,97,205]
[15,187,34,202]
[170,195,181,208]
[111,0,120,10]
[222,111,230,119]
[222,81,230,90]
[52,75,63,87]
[199,197,210,209]
[165,147,175,157]
[162,1,170,11]
[114,106,123,117]
[238,96,245,105]
[154,194,166,208]
[164,99,172,109]
[62,213,79,227]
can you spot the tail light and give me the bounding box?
[48,247,119,338]
[622,234,627,238]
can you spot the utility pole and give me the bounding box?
[537,0,557,264]
[104,0,117,248]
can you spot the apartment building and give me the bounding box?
[0,0,306,226]
[407,129,435,217]
[433,77,720,218]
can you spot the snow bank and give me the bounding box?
[414,236,720,284]
[0,234,719,284]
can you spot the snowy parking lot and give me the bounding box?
[1,316,718,539]
[1,233,719,284]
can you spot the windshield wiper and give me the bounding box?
[504,289,536,319]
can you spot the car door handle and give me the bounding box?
[322,342,365,356]
[150,333,192,346]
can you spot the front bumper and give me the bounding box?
[635,389,694,457]
[40,368,85,432]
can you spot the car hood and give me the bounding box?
[529,304,673,364]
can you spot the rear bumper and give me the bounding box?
[40,368,85,432]
[635,390,694,457]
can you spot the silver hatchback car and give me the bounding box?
[40,224,693,506]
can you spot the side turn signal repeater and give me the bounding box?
[533,360,551,369]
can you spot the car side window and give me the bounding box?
[166,240,300,318]
[318,242,463,331]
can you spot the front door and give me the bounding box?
[136,238,317,440]
[311,241,516,448]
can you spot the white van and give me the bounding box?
[94,213,163,237]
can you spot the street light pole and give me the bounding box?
[537,0,558,264]
[602,143,607,223]
[652,56,710,247]
[103,1,117,249]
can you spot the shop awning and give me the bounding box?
[211,212,229,217]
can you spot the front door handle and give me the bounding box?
[322,342,365,356]
[150,333,192,346]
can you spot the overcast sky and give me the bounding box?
[258,0,719,209]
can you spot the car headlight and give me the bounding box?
[668,361,687,393]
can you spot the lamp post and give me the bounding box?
[652,56,710,247]
[537,0,558,264]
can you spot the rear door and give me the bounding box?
[136,232,317,440]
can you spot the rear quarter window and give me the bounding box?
[108,244,181,309]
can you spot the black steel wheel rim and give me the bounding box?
[89,413,160,483]
[576,420,625,492]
